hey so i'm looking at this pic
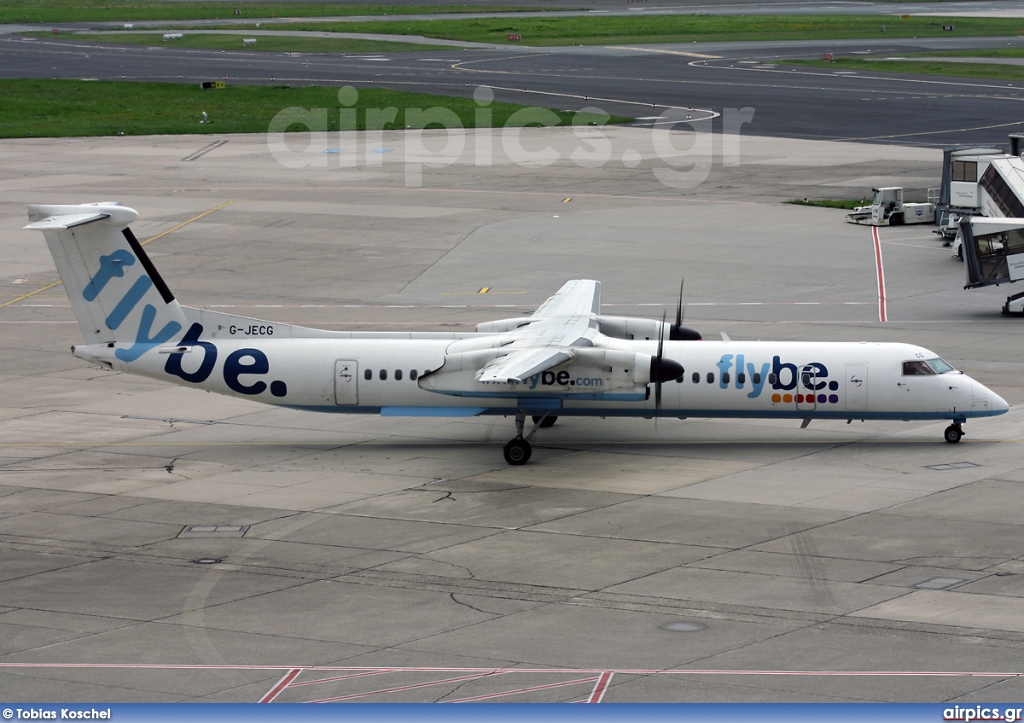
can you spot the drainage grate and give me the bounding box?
[915,577,966,590]
[926,461,980,471]
[178,525,249,538]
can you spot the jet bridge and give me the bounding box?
[958,216,1024,314]
[938,143,1024,220]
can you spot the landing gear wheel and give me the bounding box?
[944,424,964,444]
[503,438,532,465]
[532,415,558,428]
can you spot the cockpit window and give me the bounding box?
[902,361,933,376]
[902,358,957,376]
[925,357,956,374]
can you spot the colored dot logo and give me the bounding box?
[772,392,840,404]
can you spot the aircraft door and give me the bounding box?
[796,364,818,411]
[334,360,358,405]
[845,364,868,411]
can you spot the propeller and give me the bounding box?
[669,279,702,341]
[650,311,684,418]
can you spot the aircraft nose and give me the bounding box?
[973,381,1010,415]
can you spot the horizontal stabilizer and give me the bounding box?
[25,212,111,230]
[25,202,139,230]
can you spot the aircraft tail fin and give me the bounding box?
[26,203,188,361]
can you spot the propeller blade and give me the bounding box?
[656,312,665,420]
[651,310,684,424]
[669,278,702,341]
[657,310,665,361]
[675,279,684,330]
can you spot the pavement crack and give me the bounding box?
[164,457,189,480]
[448,591,498,615]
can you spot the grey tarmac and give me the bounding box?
[0,127,1022,702]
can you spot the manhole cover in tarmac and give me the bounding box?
[926,462,980,471]
[660,621,708,632]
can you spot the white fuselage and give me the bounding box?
[74,335,1007,423]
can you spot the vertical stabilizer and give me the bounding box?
[26,203,188,362]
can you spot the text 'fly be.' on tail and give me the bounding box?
[27,203,1010,465]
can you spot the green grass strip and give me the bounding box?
[912,47,1024,59]
[0,79,627,139]
[2,1,537,24]
[787,199,866,210]
[245,15,1023,46]
[782,57,1024,81]
[33,32,461,53]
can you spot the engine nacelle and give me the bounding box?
[444,336,513,355]
[418,347,675,400]
[475,317,533,334]
[596,315,669,341]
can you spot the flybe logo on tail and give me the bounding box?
[164,323,289,398]
[716,354,841,404]
[85,250,181,362]
[85,249,289,399]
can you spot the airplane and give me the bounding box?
[26,202,1010,465]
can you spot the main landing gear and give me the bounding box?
[503,410,557,465]
[944,423,964,444]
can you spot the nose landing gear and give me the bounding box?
[944,423,964,444]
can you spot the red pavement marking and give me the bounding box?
[307,670,510,703]
[259,668,303,704]
[587,671,614,703]
[290,669,397,688]
[873,226,888,322]
[0,663,1019,677]
[445,676,601,703]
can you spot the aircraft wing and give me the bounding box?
[476,347,575,383]
[475,280,601,382]
[532,279,601,319]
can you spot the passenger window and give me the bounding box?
[410,369,418,380]
[737,372,746,384]
[753,372,761,384]
[722,372,730,384]
[364,369,372,381]
[706,372,714,384]
[692,372,699,383]
[395,369,403,381]
[768,373,777,384]
[902,361,933,376]
[380,369,388,380]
